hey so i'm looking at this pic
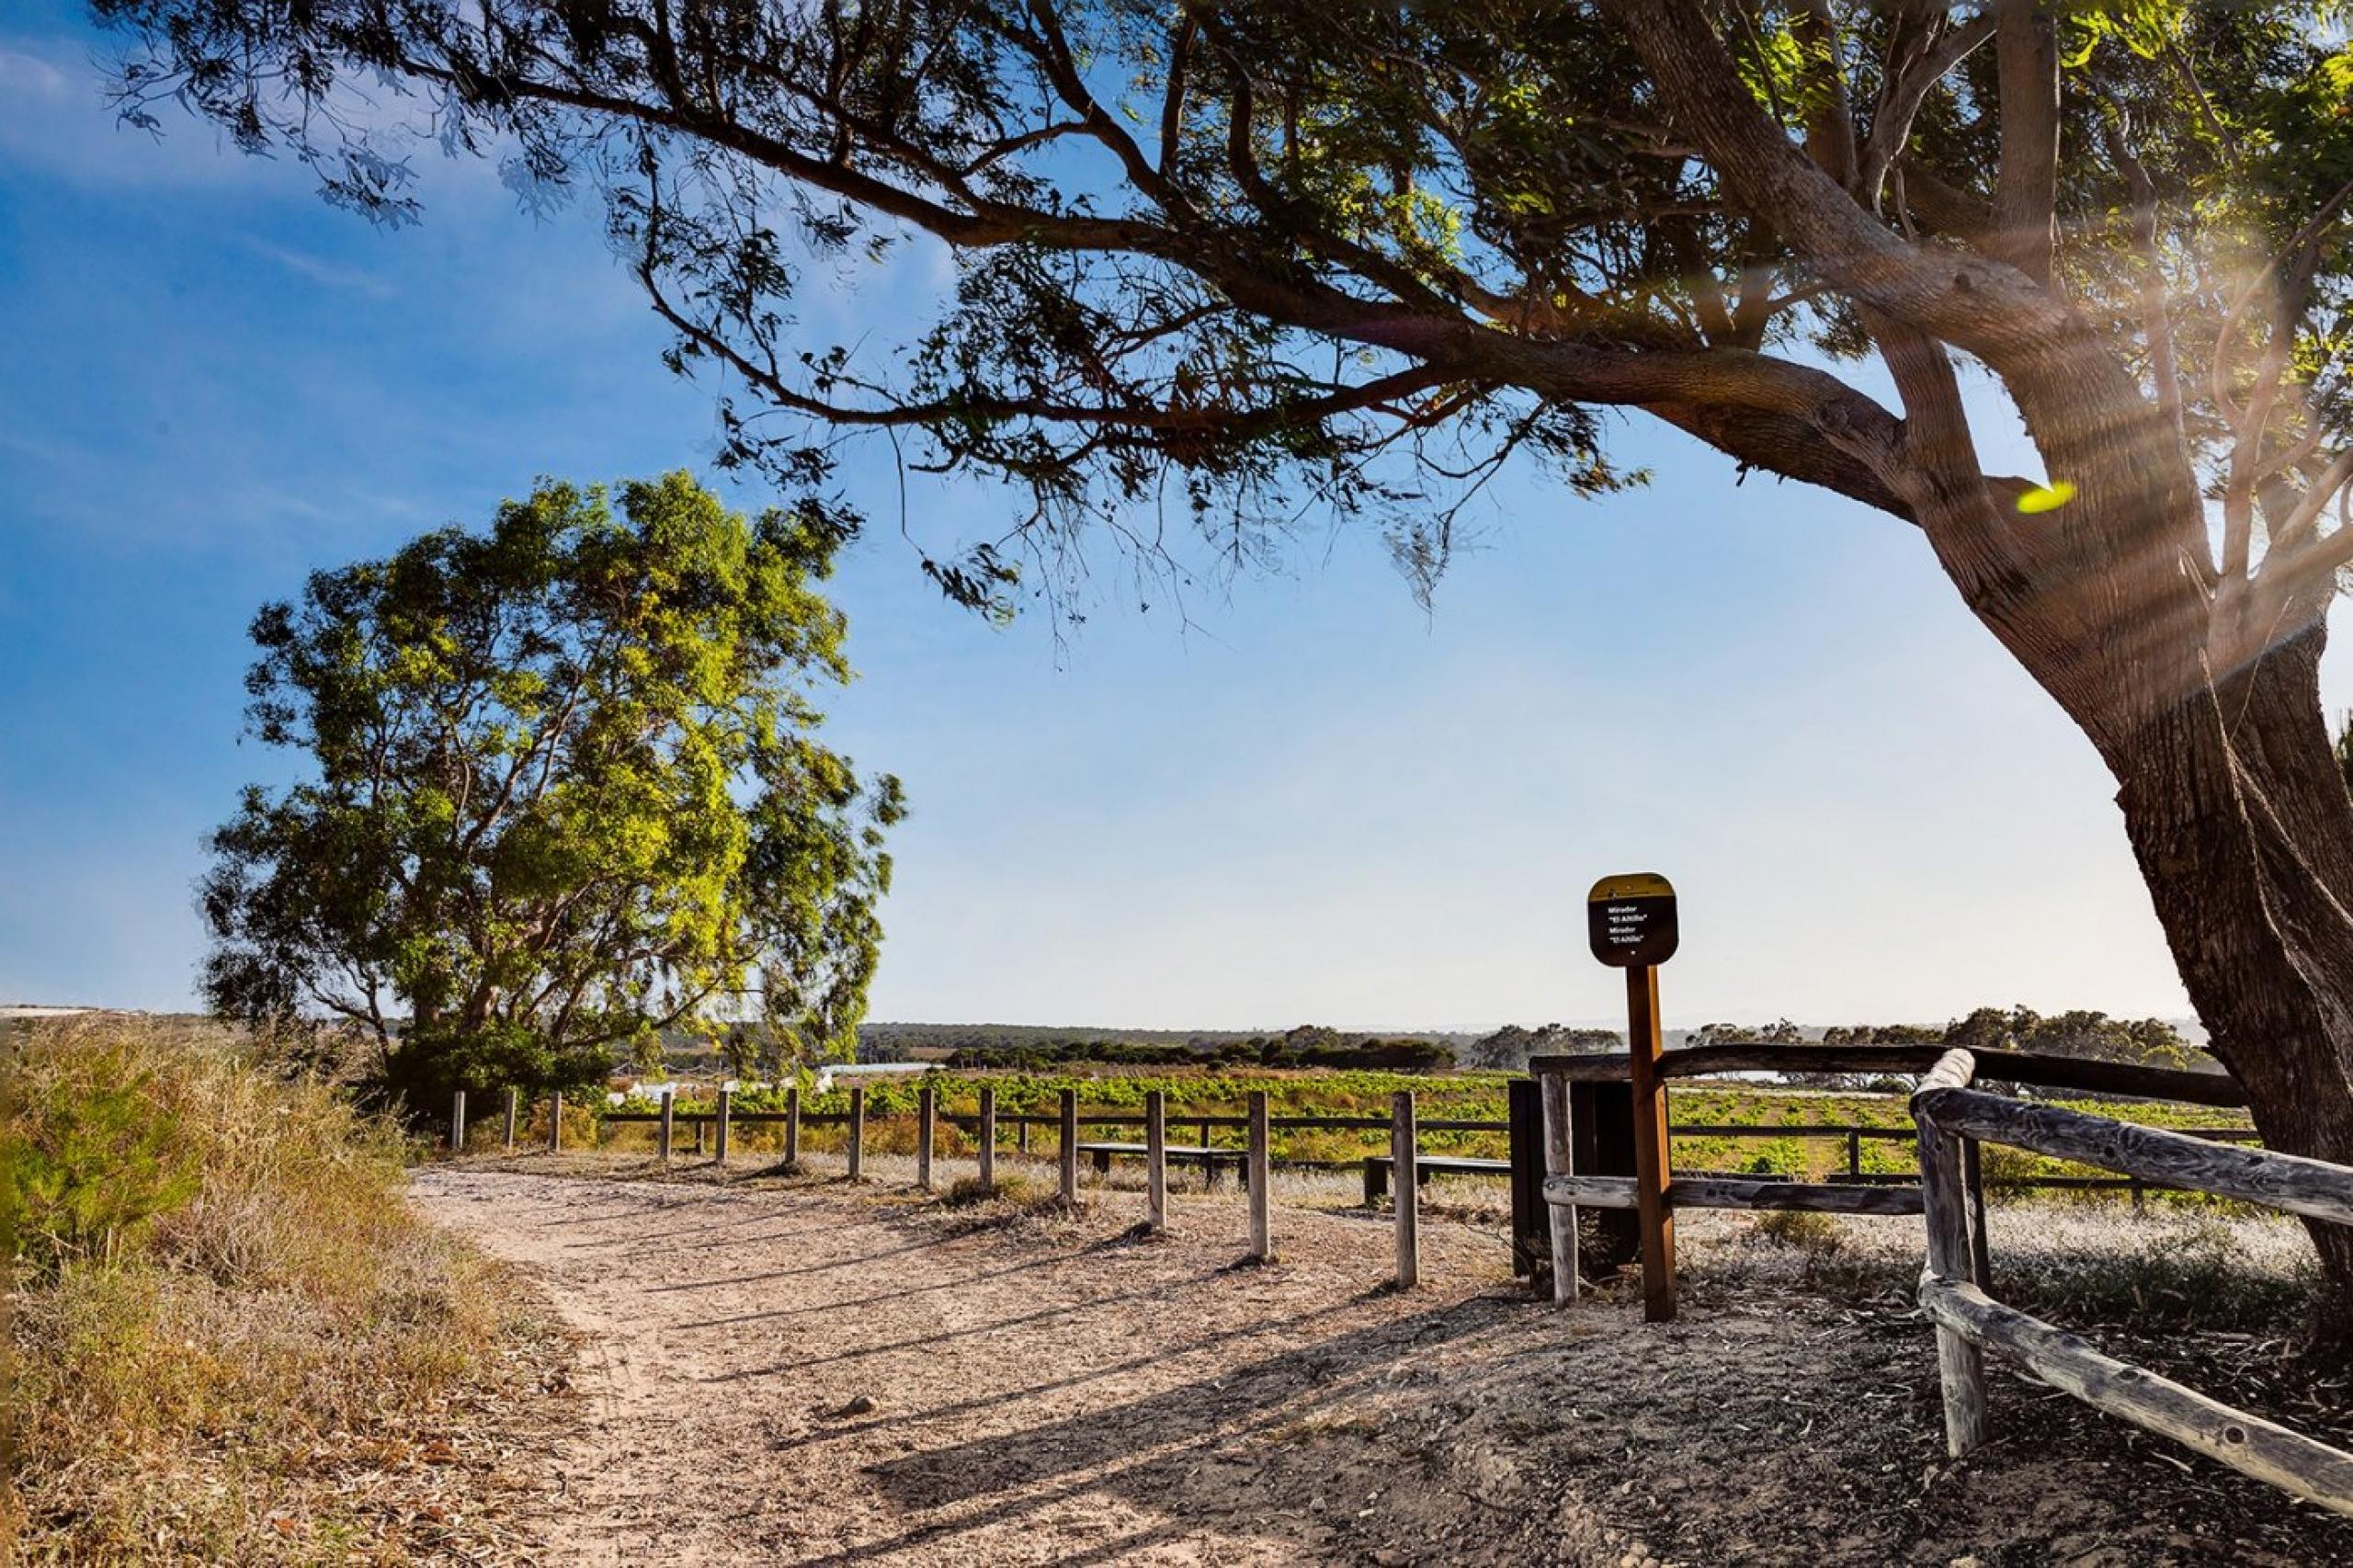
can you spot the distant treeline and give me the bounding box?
[868,1019,1470,1068]
[866,1008,2211,1084]
[1452,1006,2215,1083]
[935,1024,1455,1072]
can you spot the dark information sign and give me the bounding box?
[1586,872,1678,968]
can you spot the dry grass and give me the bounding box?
[1684,1200,2322,1332]
[2,1017,574,1562]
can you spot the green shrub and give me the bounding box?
[5,1042,201,1275]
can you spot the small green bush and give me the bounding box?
[5,1043,201,1275]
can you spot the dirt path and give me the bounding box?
[415,1165,2352,1566]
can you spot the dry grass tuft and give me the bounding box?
[942,1171,1040,1208]
[3,1016,574,1562]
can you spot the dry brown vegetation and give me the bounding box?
[2,1017,576,1562]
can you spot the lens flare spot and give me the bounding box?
[2017,480,2077,515]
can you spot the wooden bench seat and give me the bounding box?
[1361,1153,1511,1203]
[1074,1141,1250,1187]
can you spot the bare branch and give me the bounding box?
[1858,16,1997,211]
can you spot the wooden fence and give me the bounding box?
[450,1074,2258,1294]
[1911,1047,2353,1516]
[464,1083,1412,1277]
[443,1053,2351,1514]
[1532,1044,2260,1321]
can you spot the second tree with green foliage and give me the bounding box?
[199,472,904,1113]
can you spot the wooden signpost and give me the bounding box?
[1587,872,1678,1323]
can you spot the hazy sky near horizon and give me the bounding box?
[6,11,2341,1032]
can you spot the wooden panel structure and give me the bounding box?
[1570,1080,1641,1274]
[1506,1078,1546,1278]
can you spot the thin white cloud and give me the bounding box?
[241,238,396,299]
[0,35,262,188]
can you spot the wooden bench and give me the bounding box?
[1074,1141,1250,1187]
[1361,1153,1511,1204]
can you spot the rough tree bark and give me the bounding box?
[2119,630,2353,1325]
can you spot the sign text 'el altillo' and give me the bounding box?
[1586,872,1678,969]
[1586,872,1679,1322]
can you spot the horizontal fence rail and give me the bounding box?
[1545,1172,1926,1216]
[1911,1047,2353,1517]
[1530,1043,2247,1108]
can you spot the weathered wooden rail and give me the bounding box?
[1530,1044,2259,1321]
[1912,1048,2353,1516]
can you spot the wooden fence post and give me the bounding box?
[1060,1088,1078,1207]
[695,1109,706,1157]
[1144,1089,1168,1232]
[917,1084,936,1190]
[1847,1129,1863,1181]
[658,1089,676,1166]
[1625,964,1677,1321]
[1918,1109,1990,1456]
[847,1084,866,1181]
[449,1089,466,1154]
[502,1087,518,1153]
[784,1085,801,1166]
[715,1086,732,1166]
[979,1085,997,1192]
[1540,1072,1577,1305]
[1017,1116,1030,1153]
[1392,1091,1419,1288]
[1962,1136,1992,1289]
[1247,1090,1271,1261]
[548,1092,563,1153]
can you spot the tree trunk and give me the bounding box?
[2110,623,2353,1341]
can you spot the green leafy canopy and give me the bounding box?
[199,472,905,1112]
[84,2,2353,626]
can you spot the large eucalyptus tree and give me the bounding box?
[92,1,2353,1317]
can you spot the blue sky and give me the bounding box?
[4,12,2326,1032]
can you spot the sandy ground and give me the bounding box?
[414,1157,2353,1567]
